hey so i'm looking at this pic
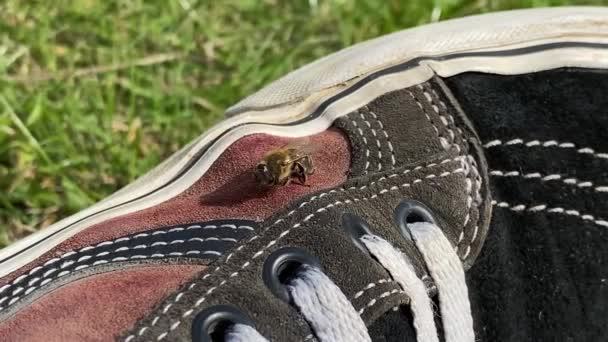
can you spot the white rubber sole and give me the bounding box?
[2,6,608,279]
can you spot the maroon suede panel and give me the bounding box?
[2,130,350,285]
[0,264,203,342]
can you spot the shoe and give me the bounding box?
[1,6,607,342]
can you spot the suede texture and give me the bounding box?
[445,68,608,341]
[126,83,492,341]
[0,219,255,313]
[0,264,203,342]
[128,159,476,342]
[335,79,491,267]
[1,130,350,286]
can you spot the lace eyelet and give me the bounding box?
[394,199,436,242]
[262,247,321,303]
[191,305,254,342]
[341,213,373,254]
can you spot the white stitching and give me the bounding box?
[350,116,371,173]
[427,84,482,260]
[0,226,248,293]
[368,109,397,168]
[359,111,383,171]
[423,85,460,152]
[352,279,392,300]
[0,236,234,298]
[0,249,223,311]
[454,155,479,259]
[430,87,462,140]
[135,166,467,341]
[135,159,463,336]
[215,157,463,270]
[357,289,406,315]
[492,200,608,228]
[407,89,448,150]
[484,139,608,160]
[252,156,464,239]
[490,170,608,192]
[460,155,482,260]
[0,239,228,308]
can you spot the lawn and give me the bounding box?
[0,0,604,247]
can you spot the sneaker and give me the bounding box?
[1,6,607,342]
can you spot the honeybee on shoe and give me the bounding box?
[254,141,315,187]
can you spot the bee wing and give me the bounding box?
[280,137,320,158]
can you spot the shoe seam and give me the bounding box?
[426,81,483,261]
[130,160,468,341]
[0,223,253,310]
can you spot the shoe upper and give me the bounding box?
[1,7,608,342]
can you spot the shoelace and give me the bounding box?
[226,221,474,342]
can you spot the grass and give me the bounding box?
[0,0,604,247]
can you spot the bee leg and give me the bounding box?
[293,163,309,185]
[301,156,314,175]
[280,177,291,186]
[307,156,315,175]
[298,171,307,184]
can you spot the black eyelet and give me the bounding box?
[192,305,254,342]
[262,247,321,303]
[394,199,436,241]
[341,213,373,254]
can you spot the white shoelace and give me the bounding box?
[225,324,269,342]
[227,221,474,342]
[408,222,475,342]
[288,265,372,342]
[360,234,439,342]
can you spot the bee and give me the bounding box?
[254,144,314,187]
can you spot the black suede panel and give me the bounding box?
[445,68,608,342]
[368,307,416,342]
[352,280,409,331]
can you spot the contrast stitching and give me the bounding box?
[458,157,473,239]
[0,224,250,293]
[1,236,232,296]
[350,115,371,173]
[359,110,383,171]
[427,81,482,260]
[484,139,608,160]
[245,156,466,246]
[0,249,223,311]
[492,200,608,228]
[352,279,392,300]
[352,276,429,302]
[134,166,466,341]
[303,335,315,342]
[367,108,397,168]
[490,170,608,192]
[458,155,482,259]
[220,157,465,268]
[470,159,482,253]
[430,87,464,140]
[407,89,448,150]
[357,289,406,315]
[422,84,460,153]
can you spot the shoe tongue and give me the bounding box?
[367,307,417,342]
